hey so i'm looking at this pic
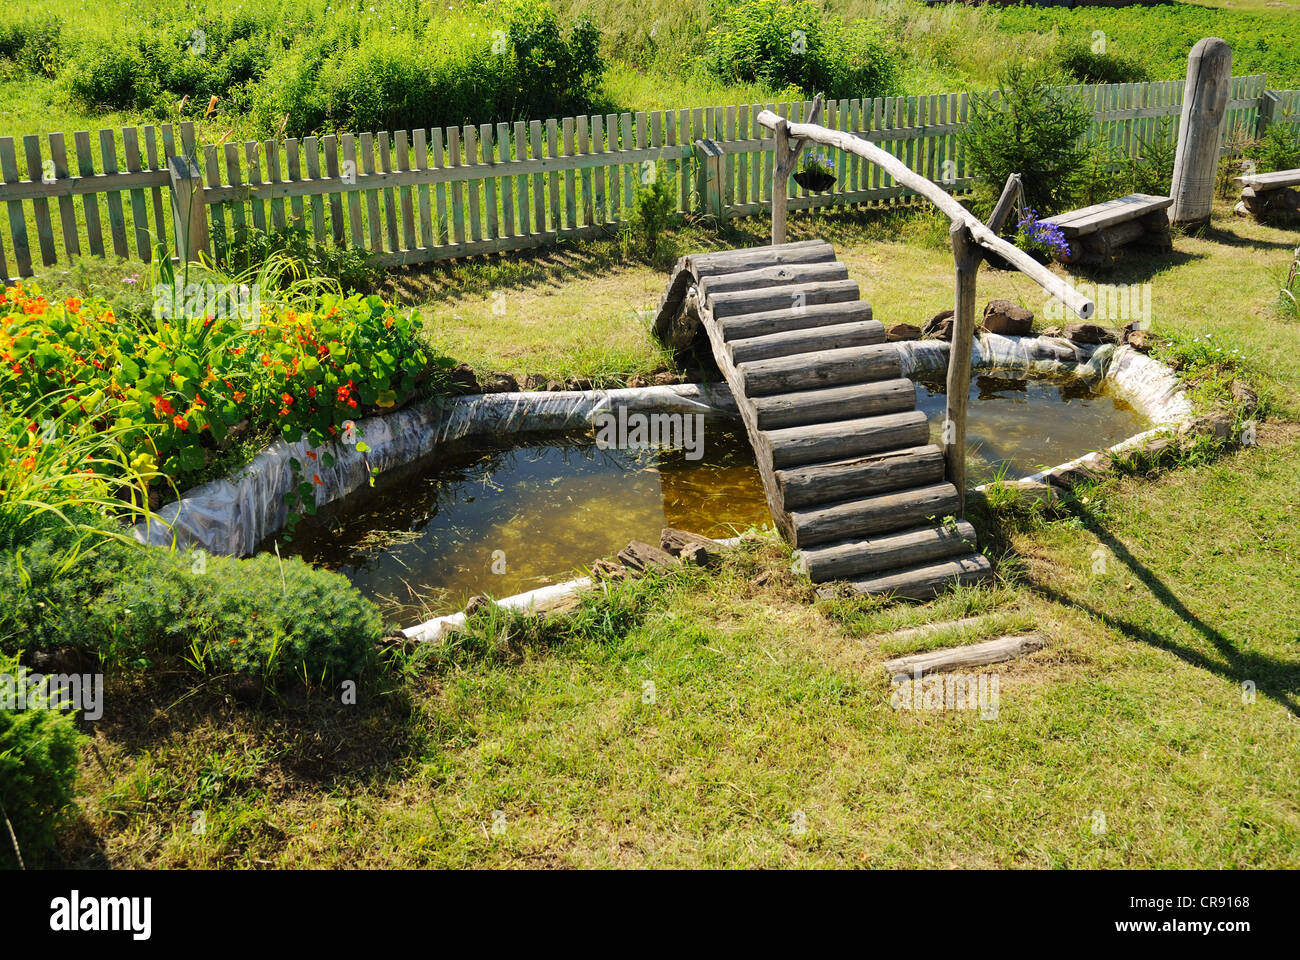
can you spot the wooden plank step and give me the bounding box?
[797,520,978,583]
[707,278,859,320]
[738,342,902,397]
[882,632,1045,677]
[721,299,873,342]
[766,410,930,470]
[790,482,960,547]
[754,378,915,431]
[1234,169,1300,191]
[776,444,944,509]
[836,553,994,601]
[688,239,835,278]
[729,319,885,364]
[699,260,848,297]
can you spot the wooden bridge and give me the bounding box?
[652,98,1096,600]
[654,240,989,599]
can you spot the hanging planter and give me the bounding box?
[795,154,837,193]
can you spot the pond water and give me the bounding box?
[275,375,1145,624]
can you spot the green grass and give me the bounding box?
[45,196,1300,868]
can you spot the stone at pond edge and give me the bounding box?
[886,322,922,342]
[544,379,567,391]
[981,299,1034,336]
[921,309,954,341]
[1231,381,1258,413]
[522,373,547,390]
[447,363,479,394]
[1063,322,1119,345]
[1178,412,1233,442]
[482,372,519,393]
[651,371,683,386]
[1123,327,1152,352]
[1040,326,1063,339]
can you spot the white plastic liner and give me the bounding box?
[133,383,738,557]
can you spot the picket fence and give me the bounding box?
[0,74,1293,280]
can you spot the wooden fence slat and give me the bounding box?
[0,139,31,277]
[99,130,129,258]
[513,120,530,235]
[244,140,266,234]
[432,128,450,246]
[322,135,344,245]
[590,115,605,226]
[285,138,305,231]
[481,123,498,240]
[464,125,482,242]
[497,121,515,238]
[144,127,169,248]
[575,114,591,228]
[447,127,465,245]
[119,128,151,261]
[49,133,79,258]
[303,136,326,244]
[546,119,560,231]
[413,129,434,249]
[395,130,415,251]
[609,112,623,220]
[341,135,364,250]
[203,144,226,252]
[379,132,399,252]
[561,117,576,231]
[22,136,56,266]
[265,139,287,232]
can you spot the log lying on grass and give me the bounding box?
[882,632,1047,678]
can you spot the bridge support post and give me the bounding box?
[945,222,980,518]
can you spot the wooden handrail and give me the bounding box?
[756,109,1095,320]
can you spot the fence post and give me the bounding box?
[693,138,725,223]
[1170,37,1233,226]
[168,154,208,264]
[1256,89,1280,139]
[945,221,979,518]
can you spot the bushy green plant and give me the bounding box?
[704,0,898,100]
[0,13,63,77]
[1056,40,1149,85]
[1248,123,1300,175]
[210,225,383,295]
[620,166,678,265]
[964,62,1092,216]
[0,525,382,686]
[0,651,84,868]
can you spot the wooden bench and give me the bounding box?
[1043,193,1174,269]
[1233,169,1300,223]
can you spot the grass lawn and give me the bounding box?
[59,199,1300,868]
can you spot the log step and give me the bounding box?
[836,553,994,601]
[797,520,978,582]
[728,319,886,364]
[738,342,902,397]
[776,444,945,510]
[688,240,835,278]
[753,378,916,431]
[707,279,860,320]
[720,299,874,342]
[789,482,961,547]
[882,631,1045,678]
[766,410,930,470]
[699,260,849,297]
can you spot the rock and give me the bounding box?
[921,309,955,341]
[1124,329,1151,353]
[447,363,479,394]
[885,322,922,342]
[567,377,594,392]
[660,527,723,567]
[522,373,547,391]
[981,299,1034,336]
[616,540,679,573]
[464,595,493,617]
[1230,381,1258,413]
[1179,412,1233,442]
[1040,326,1063,339]
[481,372,518,393]
[651,371,682,386]
[544,379,567,392]
[1063,322,1118,345]
[590,558,628,581]
[626,374,649,389]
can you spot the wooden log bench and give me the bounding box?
[1043,193,1174,269]
[1233,169,1300,223]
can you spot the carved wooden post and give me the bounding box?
[168,154,208,264]
[1170,37,1233,226]
[945,222,980,517]
[771,96,824,245]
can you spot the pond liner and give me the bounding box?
[132,383,738,557]
[133,334,1191,640]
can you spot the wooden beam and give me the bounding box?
[985,172,1022,235]
[755,109,1094,319]
[771,95,823,245]
[882,632,1047,678]
[945,222,979,517]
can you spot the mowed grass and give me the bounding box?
[58,197,1300,868]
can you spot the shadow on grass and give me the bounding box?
[1028,501,1300,716]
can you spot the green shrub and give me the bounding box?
[620,165,678,265]
[964,63,1092,216]
[0,14,63,77]
[0,526,383,687]
[1248,123,1300,175]
[210,225,383,296]
[0,652,84,868]
[704,0,898,100]
[1056,40,1149,85]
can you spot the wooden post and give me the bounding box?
[771,95,824,245]
[985,172,1022,234]
[945,222,980,517]
[1169,37,1233,226]
[693,139,726,223]
[168,154,208,263]
[1256,89,1280,139]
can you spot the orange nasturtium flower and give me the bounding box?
[173,415,189,432]
[233,391,246,403]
